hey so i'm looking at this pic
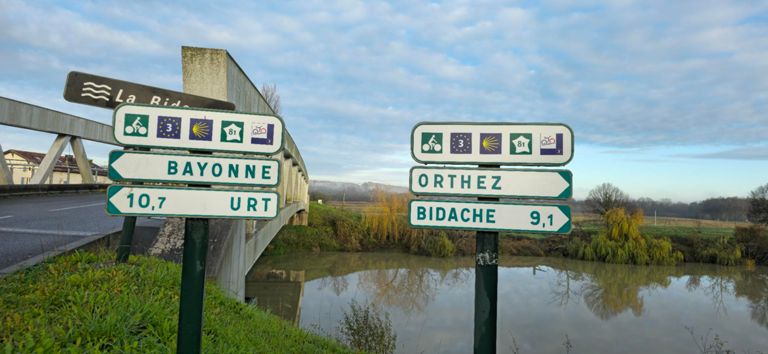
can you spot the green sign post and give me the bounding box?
[103,103,284,354]
[408,121,574,353]
[476,165,499,354]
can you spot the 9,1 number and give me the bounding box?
[530,211,553,228]
[127,192,166,211]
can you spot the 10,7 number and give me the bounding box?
[127,192,166,211]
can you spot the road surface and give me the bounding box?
[0,192,161,270]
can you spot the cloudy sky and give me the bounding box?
[1,0,767,202]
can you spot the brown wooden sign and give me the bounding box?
[64,71,235,111]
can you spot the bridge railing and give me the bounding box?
[0,48,309,209]
[0,96,117,185]
[180,46,309,299]
[0,46,310,301]
[180,46,309,213]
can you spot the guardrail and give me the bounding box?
[0,183,108,197]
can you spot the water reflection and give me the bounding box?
[690,269,768,328]
[248,253,768,352]
[546,259,768,325]
[547,260,673,319]
[357,268,469,313]
[245,269,305,325]
[248,253,472,320]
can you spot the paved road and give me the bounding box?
[0,192,160,270]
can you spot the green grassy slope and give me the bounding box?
[0,251,352,353]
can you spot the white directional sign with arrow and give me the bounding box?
[409,200,571,234]
[108,150,280,186]
[106,185,279,219]
[411,122,573,166]
[113,103,284,154]
[410,167,572,199]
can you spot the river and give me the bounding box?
[247,252,768,353]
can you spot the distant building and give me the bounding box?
[3,149,109,184]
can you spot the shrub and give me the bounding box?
[735,225,768,265]
[500,238,545,257]
[337,300,396,354]
[569,208,683,265]
[692,235,742,266]
[420,232,455,257]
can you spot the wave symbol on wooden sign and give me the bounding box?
[80,81,112,101]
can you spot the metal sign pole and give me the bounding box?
[177,150,211,354]
[176,218,209,354]
[115,147,147,263]
[115,215,136,263]
[474,165,499,354]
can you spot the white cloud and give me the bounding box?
[1,0,767,197]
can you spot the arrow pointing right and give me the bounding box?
[408,200,572,234]
[410,167,572,199]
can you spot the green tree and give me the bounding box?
[586,183,629,215]
[570,207,683,265]
[748,183,768,225]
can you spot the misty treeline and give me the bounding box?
[573,197,749,221]
[311,188,373,203]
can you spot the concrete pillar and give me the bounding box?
[297,173,304,205]
[285,164,292,203]
[277,153,291,209]
[69,137,94,183]
[180,46,310,301]
[182,46,247,301]
[295,168,301,203]
[296,177,303,204]
[30,134,70,184]
[290,165,299,203]
[214,219,246,300]
[0,144,13,185]
[299,179,305,204]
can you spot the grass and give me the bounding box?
[0,251,353,353]
[324,201,372,213]
[572,213,740,240]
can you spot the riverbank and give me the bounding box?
[267,202,768,266]
[0,251,352,353]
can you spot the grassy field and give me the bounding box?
[574,213,745,239]
[0,251,352,353]
[321,201,745,240]
[324,201,373,213]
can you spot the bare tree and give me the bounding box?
[586,183,629,215]
[748,183,768,225]
[261,83,281,114]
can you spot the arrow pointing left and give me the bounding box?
[106,185,279,219]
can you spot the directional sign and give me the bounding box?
[106,185,279,219]
[411,122,573,166]
[108,150,280,186]
[409,200,571,234]
[64,71,235,110]
[410,167,572,199]
[113,103,283,154]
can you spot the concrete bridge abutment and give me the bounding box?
[150,46,310,301]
